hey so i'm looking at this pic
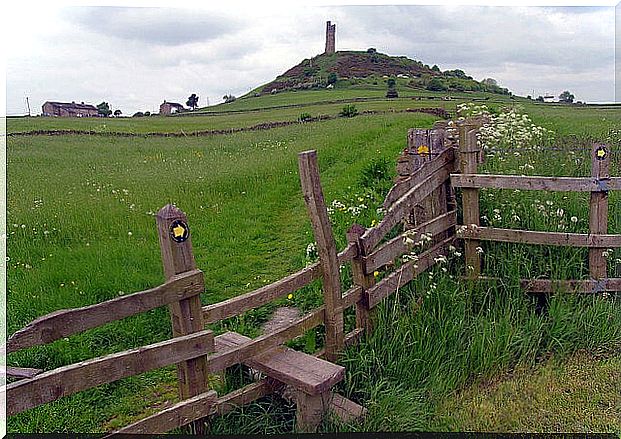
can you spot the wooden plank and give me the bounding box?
[7,269,204,354]
[589,143,610,279]
[458,276,621,294]
[214,379,272,416]
[360,166,451,254]
[5,330,214,416]
[364,210,457,273]
[216,332,344,396]
[457,226,621,248]
[451,174,621,192]
[298,150,343,363]
[156,204,210,434]
[203,263,321,324]
[5,366,43,379]
[366,238,452,309]
[383,147,455,208]
[329,393,368,424]
[341,286,363,310]
[343,328,364,347]
[207,308,325,373]
[295,390,332,432]
[522,278,621,293]
[459,127,481,277]
[202,243,356,325]
[111,390,217,434]
[346,224,375,335]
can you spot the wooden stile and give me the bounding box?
[459,125,481,277]
[298,150,344,362]
[589,143,610,279]
[364,210,457,273]
[360,166,451,254]
[7,269,204,354]
[156,205,210,434]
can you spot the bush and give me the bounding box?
[426,78,447,92]
[132,111,144,117]
[299,112,312,122]
[387,78,396,88]
[327,72,338,85]
[367,47,377,53]
[339,104,358,118]
[386,89,399,98]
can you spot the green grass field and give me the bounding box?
[6,86,621,434]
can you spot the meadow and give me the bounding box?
[6,88,621,433]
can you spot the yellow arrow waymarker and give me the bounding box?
[596,148,606,158]
[417,144,430,155]
[172,224,186,238]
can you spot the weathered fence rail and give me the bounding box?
[5,117,619,434]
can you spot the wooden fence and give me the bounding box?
[4,118,619,434]
[452,122,621,293]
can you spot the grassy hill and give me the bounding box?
[247,50,511,97]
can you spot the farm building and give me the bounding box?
[42,101,99,117]
[159,101,185,115]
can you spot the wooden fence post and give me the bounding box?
[298,150,344,362]
[459,123,481,277]
[156,204,210,434]
[589,143,610,280]
[346,224,375,336]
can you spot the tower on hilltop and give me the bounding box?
[325,21,336,54]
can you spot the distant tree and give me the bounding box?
[535,96,544,102]
[426,78,447,91]
[97,102,112,117]
[113,109,122,117]
[526,95,532,100]
[387,78,396,88]
[132,111,144,117]
[559,90,575,103]
[144,111,151,116]
[481,78,498,87]
[431,64,441,73]
[186,94,199,110]
[327,72,338,85]
[223,94,237,103]
[366,48,377,53]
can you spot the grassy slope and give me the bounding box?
[7,86,621,433]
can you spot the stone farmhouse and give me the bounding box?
[42,101,99,117]
[159,101,185,115]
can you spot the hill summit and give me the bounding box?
[256,49,510,97]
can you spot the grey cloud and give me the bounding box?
[61,6,246,46]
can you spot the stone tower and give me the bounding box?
[325,21,336,54]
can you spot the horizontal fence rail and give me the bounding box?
[451,174,621,192]
[458,226,621,248]
[202,243,356,324]
[5,330,214,416]
[7,269,205,354]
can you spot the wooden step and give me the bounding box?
[215,331,344,396]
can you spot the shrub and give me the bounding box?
[299,112,312,122]
[367,47,377,53]
[327,72,338,85]
[387,78,396,88]
[426,78,447,91]
[132,111,144,117]
[386,89,399,98]
[340,104,358,118]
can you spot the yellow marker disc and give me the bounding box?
[417,144,430,155]
[169,220,189,243]
[596,146,607,160]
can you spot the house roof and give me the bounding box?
[162,102,185,109]
[44,101,98,110]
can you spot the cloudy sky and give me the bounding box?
[3,1,619,116]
